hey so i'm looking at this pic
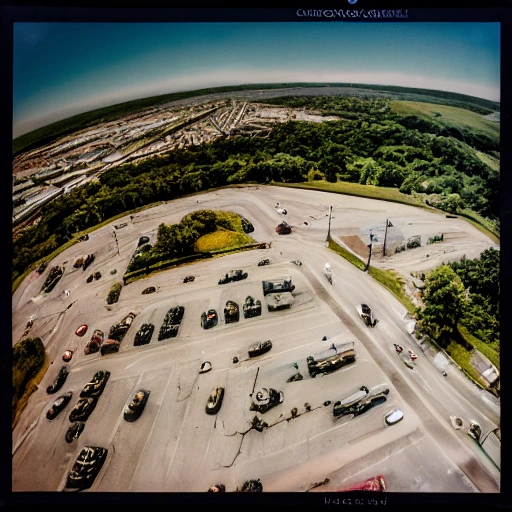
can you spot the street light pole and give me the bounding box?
[364,230,373,272]
[326,206,333,242]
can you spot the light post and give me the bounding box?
[326,206,333,242]
[364,229,374,272]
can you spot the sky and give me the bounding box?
[12,21,500,138]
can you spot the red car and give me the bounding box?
[408,350,418,361]
[75,324,88,337]
[338,475,387,492]
[62,350,74,362]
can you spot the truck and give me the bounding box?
[307,341,356,378]
[262,278,295,296]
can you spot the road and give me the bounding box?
[11,185,500,499]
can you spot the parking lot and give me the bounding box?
[12,185,500,496]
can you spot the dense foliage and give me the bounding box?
[12,93,499,284]
[127,210,252,273]
[415,248,500,349]
[12,337,45,422]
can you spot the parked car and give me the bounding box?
[241,217,254,233]
[333,388,389,418]
[62,350,74,362]
[248,340,272,358]
[138,235,150,247]
[123,389,150,422]
[68,397,98,422]
[205,387,224,415]
[46,391,73,420]
[65,446,108,490]
[240,479,263,492]
[199,361,212,374]
[249,387,284,414]
[84,329,104,355]
[218,269,248,284]
[333,386,370,417]
[275,221,292,235]
[307,342,356,378]
[75,324,88,337]
[158,305,185,340]
[108,312,136,342]
[134,323,155,346]
[65,421,85,443]
[338,475,387,492]
[100,339,120,356]
[80,370,110,398]
[224,300,240,323]
[201,309,218,329]
[243,296,262,318]
[46,365,69,394]
[384,408,404,426]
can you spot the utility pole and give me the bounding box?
[326,206,333,242]
[382,218,388,256]
[364,230,373,272]
[382,219,393,256]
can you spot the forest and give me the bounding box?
[416,247,500,372]
[12,93,499,288]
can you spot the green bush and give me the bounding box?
[107,282,123,304]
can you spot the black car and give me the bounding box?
[158,306,185,340]
[46,365,69,394]
[183,275,195,283]
[80,370,111,398]
[333,389,389,418]
[123,389,151,422]
[100,339,120,355]
[205,387,224,415]
[69,397,99,422]
[248,340,272,358]
[201,309,218,329]
[134,323,155,346]
[66,446,108,490]
[46,391,73,420]
[258,259,270,266]
[218,269,248,285]
[249,387,284,414]
[65,421,85,443]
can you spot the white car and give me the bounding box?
[384,408,404,425]
[276,207,287,215]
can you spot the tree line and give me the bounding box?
[12,95,499,284]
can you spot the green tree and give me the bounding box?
[417,265,467,347]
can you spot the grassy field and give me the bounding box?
[195,229,255,252]
[276,181,430,208]
[327,238,417,315]
[389,100,500,139]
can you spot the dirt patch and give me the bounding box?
[341,235,369,260]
